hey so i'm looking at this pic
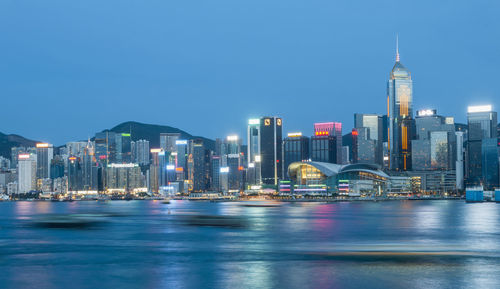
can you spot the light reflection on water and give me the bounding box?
[1,200,500,289]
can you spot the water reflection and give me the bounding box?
[1,200,500,289]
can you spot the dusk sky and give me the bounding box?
[1,0,499,145]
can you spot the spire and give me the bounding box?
[396,34,400,62]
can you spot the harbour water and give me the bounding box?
[1,200,500,289]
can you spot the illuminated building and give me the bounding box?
[246,117,283,186]
[50,156,65,179]
[352,127,377,164]
[466,105,498,186]
[189,139,210,192]
[105,163,144,192]
[149,149,161,193]
[117,133,132,163]
[134,139,150,166]
[411,110,456,171]
[65,142,87,158]
[211,156,221,191]
[311,123,338,164]
[35,143,53,180]
[387,39,414,171]
[354,114,383,165]
[287,162,389,196]
[283,132,310,179]
[17,153,37,194]
[259,116,283,185]
[481,138,499,189]
[175,140,188,180]
[94,132,115,164]
[313,122,342,164]
[160,133,180,153]
[456,131,465,190]
[247,118,261,185]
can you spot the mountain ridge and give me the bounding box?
[0,121,215,159]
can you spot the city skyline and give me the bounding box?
[1,1,500,144]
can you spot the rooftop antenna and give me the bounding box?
[396,34,400,62]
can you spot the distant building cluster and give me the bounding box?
[0,44,499,199]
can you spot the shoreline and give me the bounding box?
[1,197,466,202]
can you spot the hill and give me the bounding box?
[104,121,215,151]
[0,132,38,159]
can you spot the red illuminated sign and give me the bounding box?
[315,131,329,136]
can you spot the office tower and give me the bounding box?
[36,143,54,180]
[283,132,310,179]
[149,149,162,193]
[342,146,350,164]
[411,110,456,171]
[467,105,498,186]
[211,156,221,191]
[354,113,383,165]
[94,131,117,164]
[388,40,414,171]
[226,154,242,192]
[118,133,132,163]
[11,147,25,169]
[17,153,37,194]
[66,142,87,158]
[50,156,65,179]
[247,119,262,185]
[134,140,150,166]
[352,128,377,164]
[259,116,283,185]
[481,138,499,189]
[158,150,168,187]
[313,122,342,163]
[455,132,464,190]
[222,135,243,192]
[160,133,180,153]
[189,139,210,192]
[94,132,108,163]
[311,123,339,164]
[67,156,82,191]
[82,142,99,191]
[175,140,188,180]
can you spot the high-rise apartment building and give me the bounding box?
[17,153,37,194]
[134,140,150,166]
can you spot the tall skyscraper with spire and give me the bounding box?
[387,37,414,171]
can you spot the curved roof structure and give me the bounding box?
[288,162,389,180]
[390,61,411,79]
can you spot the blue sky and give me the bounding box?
[0,0,499,144]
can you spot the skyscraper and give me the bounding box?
[247,118,261,185]
[311,122,340,164]
[134,139,150,166]
[354,113,383,165]
[259,117,283,185]
[36,143,54,180]
[17,153,37,194]
[313,122,342,163]
[388,39,414,171]
[411,110,456,171]
[283,132,309,179]
[466,105,498,186]
[160,133,180,153]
